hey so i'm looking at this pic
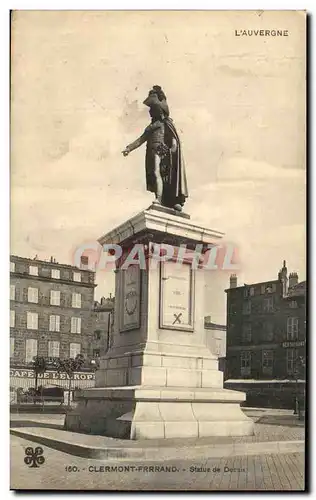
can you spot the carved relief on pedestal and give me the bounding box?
[119,265,141,332]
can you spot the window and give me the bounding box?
[95,330,101,340]
[49,315,60,332]
[243,301,251,315]
[10,310,15,328]
[10,338,15,358]
[50,290,60,306]
[27,312,38,330]
[48,341,60,358]
[93,349,100,358]
[10,261,15,273]
[229,304,237,315]
[263,297,274,312]
[51,268,60,279]
[72,293,81,308]
[286,349,296,375]
[289,300,298,309]
[28,287,38,303]
[264,321,274,341]
[240,351,251,376]
[287,317,299,340]
[71,317,81,334]
[70,342,81,359]
[262,350,273,375]
[261,283,276,294]
[244,287,255,298]
[29,265,38,276]
[73,272,81,282]
[10,285,15,301]
[25,339,38,363]
[242,324,252,342]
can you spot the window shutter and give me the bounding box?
[70,343,81,358]
[10,310,15,328]
[48,341,60,358]
[49,315,54,331]
[25,339,38,363]
[73,272,81,282]
[10,338,15,357]
[27,312,38,330]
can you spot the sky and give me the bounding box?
[10,10,306,324]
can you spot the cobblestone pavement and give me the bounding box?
[10,436,305,491]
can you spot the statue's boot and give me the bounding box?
[153,195,162,205]
[174,203,183,212]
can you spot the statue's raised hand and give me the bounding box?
[122,148,129,157]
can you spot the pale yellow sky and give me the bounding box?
[10,11,306,323]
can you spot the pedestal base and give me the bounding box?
[65,386,254,439]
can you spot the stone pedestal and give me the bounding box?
[65,205,254,439]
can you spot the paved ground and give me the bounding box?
[10,435,305,491]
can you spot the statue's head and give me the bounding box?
[143,85,170,118]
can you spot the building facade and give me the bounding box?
[224,261,306,407]
[204,316,226,373]
[92,295,115,359]
[10,255,96,370]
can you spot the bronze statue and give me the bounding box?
[122,85,188,212]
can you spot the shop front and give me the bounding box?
[10,367,96,406]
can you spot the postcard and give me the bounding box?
[10,10,306,491]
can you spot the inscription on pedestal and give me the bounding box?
[120,266,141,332]
[159,260,195,331]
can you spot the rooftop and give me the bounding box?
[10,254,94,273]
[225,279,279,293]
[287,280,306,298]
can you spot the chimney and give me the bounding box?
[100,296,105,305]
[80,255,89,270]
[230,274,237,288]
[289,272,298,288]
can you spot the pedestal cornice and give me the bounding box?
[98,207,224,248]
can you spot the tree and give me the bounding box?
[53,354,85,406]
[31,356,47,392]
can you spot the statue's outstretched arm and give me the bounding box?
[126,133,147,152]
[122,132,147,156]
[122,121,160,156]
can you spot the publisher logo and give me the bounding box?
[24,446,45,468]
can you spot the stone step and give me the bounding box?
[10,427,304,461]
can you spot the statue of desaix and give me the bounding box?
[122,86,188,212]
